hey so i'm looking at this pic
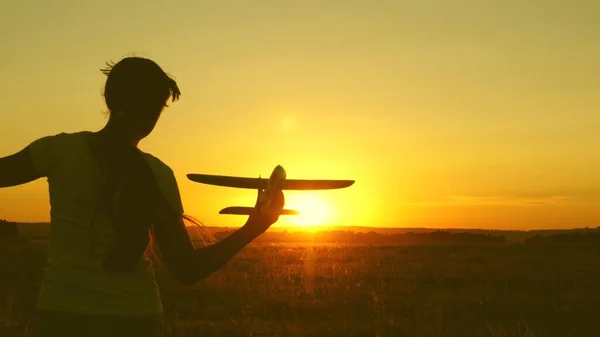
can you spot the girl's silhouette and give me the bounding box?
[0,56,284,337]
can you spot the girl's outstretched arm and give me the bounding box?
[151,189,283,286]
[151,206,265,286]
[0,147,44,188]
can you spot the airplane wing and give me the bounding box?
[187,174,354,190]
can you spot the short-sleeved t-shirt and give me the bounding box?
[28,131,184,316]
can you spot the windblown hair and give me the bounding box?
[92,57,208,273]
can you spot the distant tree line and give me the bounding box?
[525,232,600,246]
[0,219,18,240]
[206,229,506,245]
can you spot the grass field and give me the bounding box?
[1,238,600,336]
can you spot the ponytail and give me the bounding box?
[94,56,203,273]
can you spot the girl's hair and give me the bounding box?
[101,57,181,113]
[94,57,210,273]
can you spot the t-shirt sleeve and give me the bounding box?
[28,134,63,176]
[160,166,185,214]
[144,155,185,214]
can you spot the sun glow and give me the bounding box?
[286,194,332,227]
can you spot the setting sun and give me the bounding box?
[286,194,332,227]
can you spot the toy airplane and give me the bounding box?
[187,165,355,216]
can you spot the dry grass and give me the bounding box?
[2,240,600,336]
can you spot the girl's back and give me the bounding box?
[31,131,183,317]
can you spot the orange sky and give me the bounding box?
[1,0,599,229]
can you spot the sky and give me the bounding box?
[0,0,599,230]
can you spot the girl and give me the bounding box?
[0,56,284,337]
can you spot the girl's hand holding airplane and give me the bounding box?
[246,184,285,236]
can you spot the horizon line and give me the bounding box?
[3,219,598,232]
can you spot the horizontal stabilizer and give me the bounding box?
[219,206,300,216]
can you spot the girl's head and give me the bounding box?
[101,57,181,142]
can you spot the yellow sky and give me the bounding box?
[0,0,599,229]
